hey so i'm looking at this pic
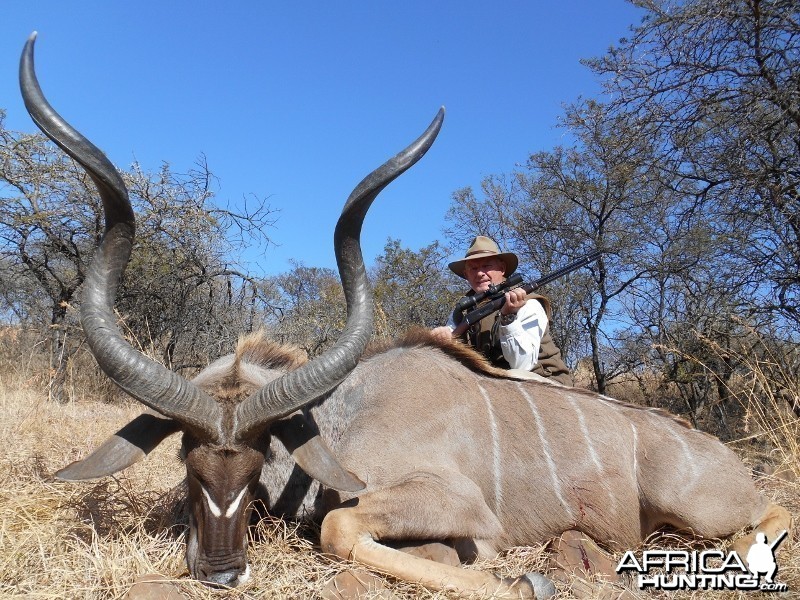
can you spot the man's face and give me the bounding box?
[465,257,506,293]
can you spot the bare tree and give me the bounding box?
[1,120,102,399]
[588,0,800,327]
[0,119,275,400]
[264,261,346,357]
[117,158,275,370]
[371,238,463,336]
[267,242,463,353]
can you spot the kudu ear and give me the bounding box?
[270,413,365,493]
[55,412,180,480]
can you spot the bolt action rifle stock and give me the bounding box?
[451,249,601,338]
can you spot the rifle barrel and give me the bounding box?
[521,249,601,293]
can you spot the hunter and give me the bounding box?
[432,236,572,385]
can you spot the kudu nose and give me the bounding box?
[203,568,242,587]
[197,557,249,588]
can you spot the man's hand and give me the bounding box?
[501,288,527,316]
[430,326,455,343]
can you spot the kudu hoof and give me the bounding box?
[522,572,556,599]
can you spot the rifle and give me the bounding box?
[451,249,601,338]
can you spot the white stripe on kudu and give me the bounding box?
[478,384,503,515]
[516,382,574,519]
[660,416,697,477]
[566,395,616,510]
[226,487,249,518]
[201,485,248,519]
[201,485,222,518]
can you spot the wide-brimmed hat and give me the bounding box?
[448,236,518,279]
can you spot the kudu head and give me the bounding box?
[20,32,443,587]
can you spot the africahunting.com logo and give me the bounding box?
[616,531,788,592]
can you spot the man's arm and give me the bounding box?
[498,298,548,371]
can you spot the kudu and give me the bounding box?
[22,33,791,599]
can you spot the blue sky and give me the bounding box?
[1,2,643,277]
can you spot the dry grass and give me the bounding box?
[1,359,798,599]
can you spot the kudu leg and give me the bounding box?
[731,502,793,558]
[320,471,554,599]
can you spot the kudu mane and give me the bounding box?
[364,327,503,375]
[235,333,308,372]
[200,333,309,405]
